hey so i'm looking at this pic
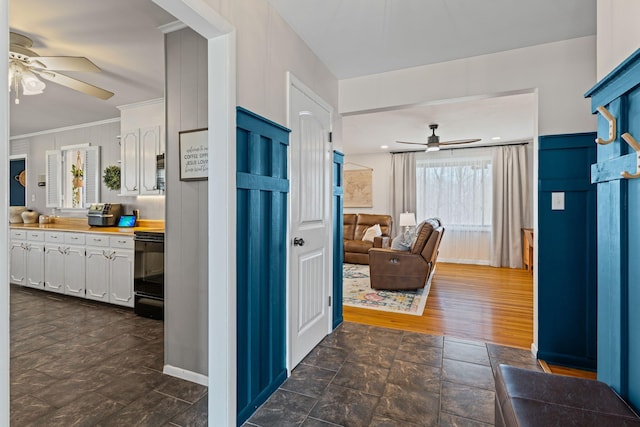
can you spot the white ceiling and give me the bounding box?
[268,0,596,80]
[267,0,595,155]
[343,93,536,155]
[9,1,596,153]
[9,0,176,137]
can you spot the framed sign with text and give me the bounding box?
[179,128,208,181]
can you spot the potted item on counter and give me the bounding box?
[21,209,39,224]
[9,206,27,223]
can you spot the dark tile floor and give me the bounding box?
[244,322,542,427]
[11,285,541,427]
[10,284,207,426]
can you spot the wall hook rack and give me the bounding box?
[621,133,640,179]
[595,106,617,145]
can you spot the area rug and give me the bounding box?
[343,263,429,316]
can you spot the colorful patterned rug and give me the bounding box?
[342,263,429,316]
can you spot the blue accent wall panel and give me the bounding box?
[10,158,26,206]
[333,151,344,329]
[236,107,290,426]
[538,133,597,370]
[586,48,640,411]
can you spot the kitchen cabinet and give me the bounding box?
[10,228,134,309]
[10,230,27,285]
[86,234,134,307]
[119,99,165,196]
[64,233,86,297]
[44,232,86,295]
[85,246,110,303]
[11,230,46,290]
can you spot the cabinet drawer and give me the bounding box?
[45,232,65,243]
[110,236,134,250]
[64,233,86,245]
[86,234,109,247]
[10,230,26,240]
[27,231,45,242]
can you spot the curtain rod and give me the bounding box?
[390,141,529,154]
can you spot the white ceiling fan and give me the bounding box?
[9,31,114,105]
[397,123,481,152]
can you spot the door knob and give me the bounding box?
[293,237,305,247]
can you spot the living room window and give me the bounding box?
[416,148,493,264]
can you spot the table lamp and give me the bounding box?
[399,212,416,242]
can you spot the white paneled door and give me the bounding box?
[289,75,333,368]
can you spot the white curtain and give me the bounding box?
[491,145,528,268]
[390,152,416,236]
[416,148,493,264]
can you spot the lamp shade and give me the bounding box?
[399,212,416,227]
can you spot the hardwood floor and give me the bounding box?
[344,262,534,350]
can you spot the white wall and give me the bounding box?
[597,0,640,79]
[160,0,340,380]
[210,0,339,126]
[340,36,597,137]
[9,120,166,220]
[340,36,597,355]
[343,152,392,216]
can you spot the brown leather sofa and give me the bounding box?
[495,364,640,427]
[368,217,444,290]
[343,213,392,265]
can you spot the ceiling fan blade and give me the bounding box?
[31,56,101,72]
[35,70,114,100]
[396,140,428,146]
[440,138,482,146]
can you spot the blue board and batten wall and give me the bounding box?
[537,133,597,370]
[236,107,290,425]
[333,151,344,329]
[585,48,640,411]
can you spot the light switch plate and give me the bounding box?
[552,192,565,210]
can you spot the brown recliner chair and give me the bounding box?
[368,218,444,290]
[343,213,392,265]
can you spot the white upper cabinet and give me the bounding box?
[118,99,165,196]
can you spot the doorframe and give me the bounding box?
[0,3,9,421]
[1,1,238,425]
[285,72,335,371]
[151,1,236,425]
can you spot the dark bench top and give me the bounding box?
[495,364,640,427]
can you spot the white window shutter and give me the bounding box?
[45,150,61,208]
[83,146,101,207]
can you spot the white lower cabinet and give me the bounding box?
[13,230,45,290]
[86,235,134,308]
[44,244,66,293]
[10,229,134,308]
[10,240,26,285]
[25,241,45,290]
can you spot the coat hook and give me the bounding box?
[595,106,617,145]
[621,133,640,179]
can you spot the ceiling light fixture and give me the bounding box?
[9,58,46,104]
[492,136,502,140]
[380,145,389,149]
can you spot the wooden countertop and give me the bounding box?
[10,217,164,236]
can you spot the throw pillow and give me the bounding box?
[410,221,426,252]
[391,234,410,251]
[362,224,382,242]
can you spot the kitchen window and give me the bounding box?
[46,144,100,209]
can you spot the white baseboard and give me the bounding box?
[530,342,538,357]
[163,364,209,386]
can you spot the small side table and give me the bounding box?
[522,228,534,273]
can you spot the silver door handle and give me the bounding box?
[293,237,305,247]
